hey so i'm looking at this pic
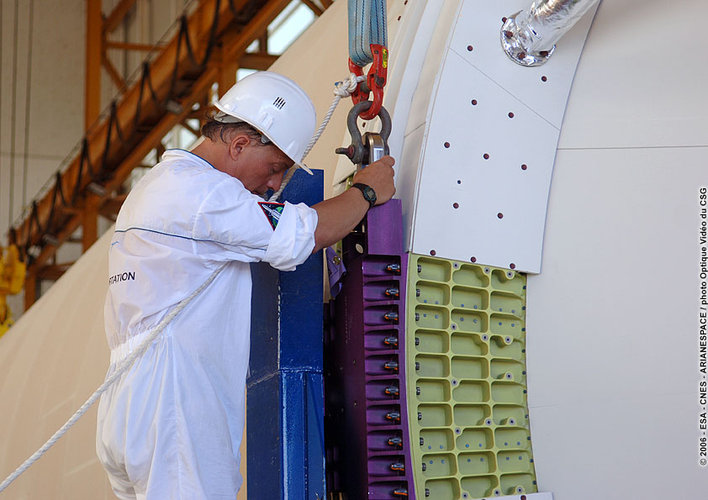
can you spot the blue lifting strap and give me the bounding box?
[348,0,388,67]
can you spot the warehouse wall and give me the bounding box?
[0,0,194,241]
[0,0,199,318]
[0,0,85,245]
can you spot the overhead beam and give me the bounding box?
[239,52,279,70]
[104,0,138,34]
[16,0,336,308]
[105,41,160,52]
[217,42,238,97]
[24,68,215,284]
[82,198,99,251]
[180,119,200,137]
[18,0,245,251]
[300,0,324,16]
[223,0,294,64]
[100,67,218,195]
[99,194,128,219]
[23,275,37,311]
[102,53,128,92]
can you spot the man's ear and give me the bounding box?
[228,134,251,160]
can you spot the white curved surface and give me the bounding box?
[407,0,597,273]
[1,0,707,498]
[0,231,112,498]
[526,0,708,498]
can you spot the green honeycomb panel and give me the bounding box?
[406,254,538,499]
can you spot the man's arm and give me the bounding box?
[311,156,396,253]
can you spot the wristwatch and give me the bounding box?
[352,183,377,208]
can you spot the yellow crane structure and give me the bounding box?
[0,245,26,337]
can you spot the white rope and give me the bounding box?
[0,265,225,494]
[268,74,365,202]
[0,74,365,490]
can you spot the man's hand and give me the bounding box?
[311,155,397,253]
[352,156,396,205]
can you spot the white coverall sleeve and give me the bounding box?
[263,200,318,271]
[192,178,318,270]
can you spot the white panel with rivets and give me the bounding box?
[407,0,598,273]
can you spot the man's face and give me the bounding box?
[232,140,294,195]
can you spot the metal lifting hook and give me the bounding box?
[335,101,392,167]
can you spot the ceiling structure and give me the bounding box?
[5,0,332,310]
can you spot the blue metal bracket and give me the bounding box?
[247,168,325,499]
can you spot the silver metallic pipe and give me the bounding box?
[501,0,600,67]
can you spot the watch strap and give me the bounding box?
[352,183,377,208]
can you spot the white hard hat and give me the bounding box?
[214,71,316,173]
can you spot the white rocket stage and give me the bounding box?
[0,0,706,498]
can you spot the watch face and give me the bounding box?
[353,183,377,207]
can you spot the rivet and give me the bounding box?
[539,50,549,57]
[397,16,401,21]
[521,164,528,170]
[541,75,548,82]
[502,17,508,23]
[497,212,504,219]
[444,142,450,148]
[483,153,490,159]
[430,249,436,256]
[457,179,462,184]
[517,52,526,60]
[510,263,516,269]
[453,202,459,209]
[470,256,476,263]
[467,45,473,51]
[471,99,478,105]
[508,112,514,118]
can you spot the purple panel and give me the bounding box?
[325,200,415,499]
[366,199,404,255]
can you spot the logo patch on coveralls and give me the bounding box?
[258,202,284,230]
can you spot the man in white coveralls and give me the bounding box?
[96,71,395,499]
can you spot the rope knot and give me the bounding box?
[334,74,365,98]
